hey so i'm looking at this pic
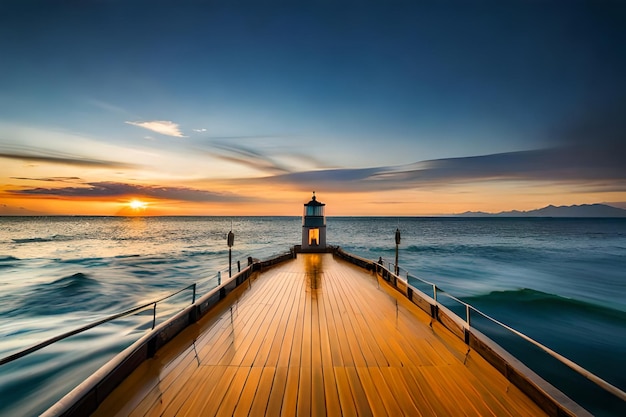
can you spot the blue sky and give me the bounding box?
[1,1,625,215]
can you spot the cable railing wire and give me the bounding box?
[0,258,247,367]
[386,260,626,403]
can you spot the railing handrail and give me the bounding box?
[0,282,197,367]
[467,304,626,402]
[0,252,256,368]
[384,259,626,403]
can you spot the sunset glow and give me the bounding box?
[1,2,625,216]
[129,200,147,211]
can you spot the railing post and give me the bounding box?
[237,260,241,272]
[192,283,196,304]
[152,302,157,329]
[433,284,437,303]
[218,271,221,285]
[466,304,471,327]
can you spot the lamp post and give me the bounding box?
[394,228,401,276]
[227,229,234,277]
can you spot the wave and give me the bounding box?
[4,268,189,318]
[404,243,534,257]
[12,235,74,244]
[344,243,538,258]
[0,255,20,268]
[463,288,626,322]
[12,237,55,244]
[44,272,100,292]
[184,249,227,257]
[58,258,114,270]
[3,273,109,317]
[341,245,396,255]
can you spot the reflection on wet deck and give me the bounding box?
[304,253,323,290]
[93,253,546,416]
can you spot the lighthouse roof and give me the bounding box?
[304,191,325,206]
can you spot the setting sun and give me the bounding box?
[129,199,147,210]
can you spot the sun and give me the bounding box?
[129,199,147,210]
[115,199,152,216]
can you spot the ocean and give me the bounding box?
[0,216,625,416]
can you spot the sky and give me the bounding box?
[1,0,625,216]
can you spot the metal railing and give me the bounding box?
[384,260,626,403]
[0,283,197,367]
[381,257,410,282]
[3,252,624,405]
[0,258,247,368]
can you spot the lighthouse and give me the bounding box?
[301,191,326,251]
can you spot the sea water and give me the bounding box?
[0,216,624,416]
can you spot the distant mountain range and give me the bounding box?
[0,204,45,216]
[456,204,626,218]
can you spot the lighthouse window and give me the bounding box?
[305,206,324,217]
[308,228,319,246]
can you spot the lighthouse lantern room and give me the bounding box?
[302,192,326,251]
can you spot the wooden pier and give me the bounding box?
[92,253,546,416]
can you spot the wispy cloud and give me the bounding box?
[204,141,293,175]
[240,143,626,193]
[212,99,626,193]
[0,123,147,169]
[194,136,327,174]
[86,99,137,117]
[193,128,207,133]
[11,176,81,182]
[8,181,254,203]
[125,120,185,137]
[0,151,139,169]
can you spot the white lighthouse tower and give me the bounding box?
[301,192,326,251]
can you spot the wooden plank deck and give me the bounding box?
[93,253,547,417]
